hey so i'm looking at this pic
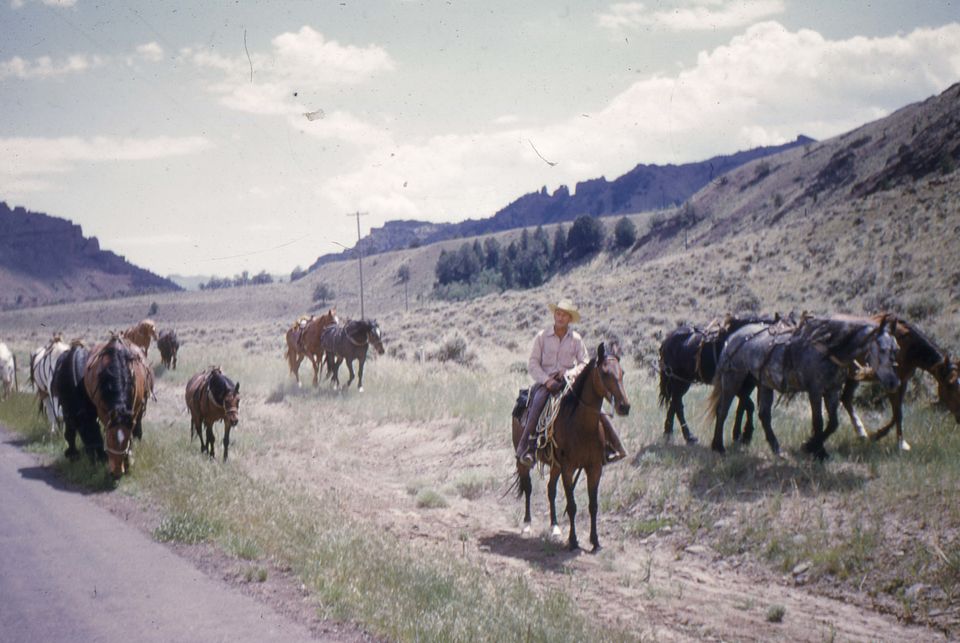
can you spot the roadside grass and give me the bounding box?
[0,392,629,642]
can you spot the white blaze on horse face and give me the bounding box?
[116,428,126,446]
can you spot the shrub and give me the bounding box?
[313,283,335,305]
[904,294,942,321]
[613,217,637,250]
[567,215,606,260]
[148,301,159,316]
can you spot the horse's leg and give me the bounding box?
[820,389,842,457]
[802,392,828,460]
[734,378,757,444]
[222,422,231,462]
[840,378,868,439]
[205,422,216,459]
[586,464,603,552]
[756,386,781,456]
[547,466,562,539]
[357,356,366,393]
[64,417,80,459]
[673,384,698,444]
[561,467,579,551]
[345,358,356,390]
[873,383,909,451]
[711,378,738,454]
[310,353,321,387]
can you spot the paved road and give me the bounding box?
[0,427,321,642]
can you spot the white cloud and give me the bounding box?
[136,42,164,62]
[316,22,960,226]
[0,53,103,79]
[0,136,212,193]
[598,0,785,32]
[192,26,395,116]
[11,0,77,8]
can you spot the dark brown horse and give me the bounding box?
[511,342,631,551]
[321,319,385,392]
[157,330,180,369]
[286,309,337,386]
[185,367,240,461]
[841,314,960,451]
[123,319,158,357]
[658,315,777,444]
[84,335,154,478]
[51,341,104,462]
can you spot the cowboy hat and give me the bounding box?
[548,298,581,323]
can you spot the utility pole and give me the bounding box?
[347,211,369,318]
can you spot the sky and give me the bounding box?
[2,1,959,278]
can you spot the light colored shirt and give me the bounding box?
[528,327,589,385]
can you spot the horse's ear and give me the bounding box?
[597,342,606,361]
[235,382,240,394]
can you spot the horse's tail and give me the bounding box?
[703,373,723,425]
[504,468,532,500]
[657,357,671,408]
[12,352,18,393]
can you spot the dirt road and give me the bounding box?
[0,426,328,643]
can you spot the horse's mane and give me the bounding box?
[67,344,88,390]
[559,358,597,418]
[892,316,946,369]
[96,338,134,426]
[799,317,880,362]
[207,367,236,404]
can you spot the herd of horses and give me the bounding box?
[0,311,385,480]
[3,307,959,553]
[513,312,960,552]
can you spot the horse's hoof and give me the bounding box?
[358,387,364,393]
[521,524,531,535]
[899,440,911,452]
[568,541,580,552]
[711,442,725,455]
[550,525,562,539]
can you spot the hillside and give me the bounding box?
[307,136,813,271]
[0,202,181,310]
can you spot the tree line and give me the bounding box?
[434,215,637,298]
[199,270,274,290]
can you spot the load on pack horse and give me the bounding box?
[709,315,900,460]
[321,319,385,392]
[511,342,631,552]
[658,314,779,445]
[51,341,104,462]
[122,319,159,357]
[185,367,240,461]
[84,334,154,479]
[284,309,337,387]
[840,313,960,451]
[31,334,70,433]
[0,342,16,400]
[157,329,180,369]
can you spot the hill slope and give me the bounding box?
[0,202,181,310]
[307,136,813,271]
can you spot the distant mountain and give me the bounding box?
[307,136,814,271]
[167,274,214,291]
[0,202,181,309]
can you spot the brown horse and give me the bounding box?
[84,335,154,478]
[185,367,240,461]
[841,314,960,451]
[511,342,631,551]
[157,329,180,369]
[123,319,158,356]
[287,309,337,386]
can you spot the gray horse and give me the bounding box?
[708,315,900,459]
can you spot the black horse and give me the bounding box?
[157,330,180,370]
[658,315,777,444]
[51,342,104,462]
[321,319,385,392]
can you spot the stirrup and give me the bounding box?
[518,452,535,467]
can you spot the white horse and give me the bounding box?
[31,336,69,433]
[0,342,16,400]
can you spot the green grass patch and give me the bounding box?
[415,488,449,509]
